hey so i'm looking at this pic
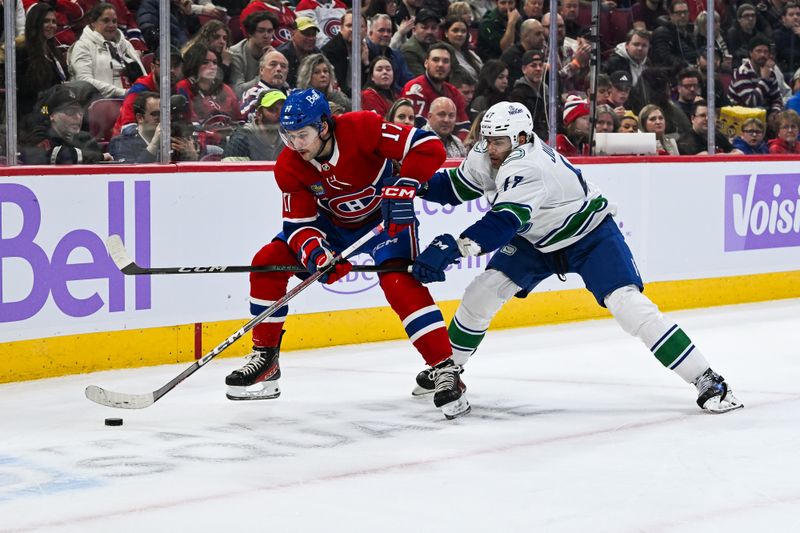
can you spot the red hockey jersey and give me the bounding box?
[274,111,446,255]
[240,1,296,47]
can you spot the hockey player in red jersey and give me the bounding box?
[224,88,470,419]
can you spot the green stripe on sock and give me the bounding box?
[653,328,692,367]
[448,321,485,353]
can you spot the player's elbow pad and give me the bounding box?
[461,210,520,254]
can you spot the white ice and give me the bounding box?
[2,299,799,533]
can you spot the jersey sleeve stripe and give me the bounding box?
[284,215,319,223]
[491,202,533,226]
[451,168,483,201]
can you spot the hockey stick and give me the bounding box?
[105,234,410,275]
[86,224,387,409]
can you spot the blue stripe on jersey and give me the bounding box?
[403,306,445,340]
[250,301,289,320]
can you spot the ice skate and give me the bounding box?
[431,359,471,419]
[225,346,281,400]
[694,368,743,413]
[412,367,467,396]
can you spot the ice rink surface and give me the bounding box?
[1,298,799,533]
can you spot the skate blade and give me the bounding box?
[226,382,280,401]
[702,391,744,414]
[411,385,434,397]
[440,396,471,420]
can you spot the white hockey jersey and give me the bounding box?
[453,135,614,253]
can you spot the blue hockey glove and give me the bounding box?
[412,234,461,283]
[301,239,352,285]
[381,176,419,237]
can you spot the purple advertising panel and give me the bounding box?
[725,173,800,251]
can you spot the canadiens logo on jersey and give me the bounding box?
[325,19,341,37]
[324,186,382,220]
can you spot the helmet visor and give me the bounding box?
[279,124,321,152]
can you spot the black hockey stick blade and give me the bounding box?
[105,234,410,275]
[87,224,387,409]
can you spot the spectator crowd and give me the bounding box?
[3,0,800,164]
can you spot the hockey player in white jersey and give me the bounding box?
[410,101,743,414]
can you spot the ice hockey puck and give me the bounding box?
[104,417,123,426]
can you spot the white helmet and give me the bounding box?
[480,102,533,148]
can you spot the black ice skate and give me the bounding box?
[431,359,471,419]
[225,345,281,400]
[412,366,467,396]
[694,368,743,413]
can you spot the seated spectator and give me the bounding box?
[768,109,800,153]
[277,16,321,87]
[520,0,544,22]
[731,117,770,154]
[443,16,484,81]
[639,104,680,155]
[728,35,784,122]
[22,0,84,47]
[400,8,442,76]
[230,11,278,96]
[556,95,590,156]
[240,0,297,49]
[137,0,201,52]
[367,14,414,93]
[608,71,634,118]
[674,68,703,120]
[176,44,242,124]
[68,3,146,98]
[695,45,731,109]
[541,11,587,94]
[401,43,470,136]
[422,96,467,157]
[451,71,479,121]
[650,0,698,73]
[604,29,651,112]
[595,105,619,133]
[619,110,640,132]
[362,57,398,117]
[182,20,233,83]
[113,45,184,136]
[470,59,509,116]
[109,91,201,162]
[295,0,347,48]
[19,85,107,164]
[694,10,731,72]
[499,18,544,86]
[677,100,742,155]
[447,1,476,28]
[725,4,767,70]
[297,53,351,112]
[16,3,70,119]
[321,10,369,95]
[773,2,800,78]
[239,50,290,119]
[223,89,286,161]
[595,73,613,107]
[477,0,520,61]
[385,97,415,126]
[509,49,549,140]
[559,0,580,40]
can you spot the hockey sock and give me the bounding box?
[448,269,520,366]
[250,240,298,347]
[605,285,710,383]
[380,267,451,366]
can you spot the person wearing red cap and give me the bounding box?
[556,94,590,156]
